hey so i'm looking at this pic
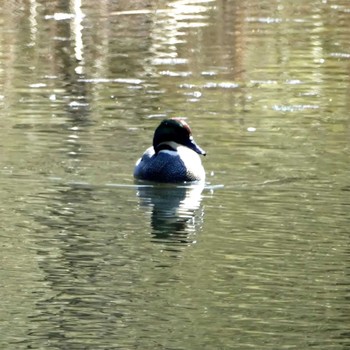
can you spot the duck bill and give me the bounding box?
[186,137,206,156]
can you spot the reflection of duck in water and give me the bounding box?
[134,118,206,183]
[134,118,206,243]
[136,183,204,243]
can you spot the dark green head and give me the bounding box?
[153,118,206,156]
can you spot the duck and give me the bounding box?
[134,118,206,183]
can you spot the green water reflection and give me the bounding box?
[0,0,349,349]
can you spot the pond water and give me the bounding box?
[0,0,349,349]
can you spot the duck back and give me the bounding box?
[134,146,205,183]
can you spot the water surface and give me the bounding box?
[0,0,349,349]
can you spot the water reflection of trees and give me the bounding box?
[29,184,126,349]
[2,0,350,122]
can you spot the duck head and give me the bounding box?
[153,118,206,156]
